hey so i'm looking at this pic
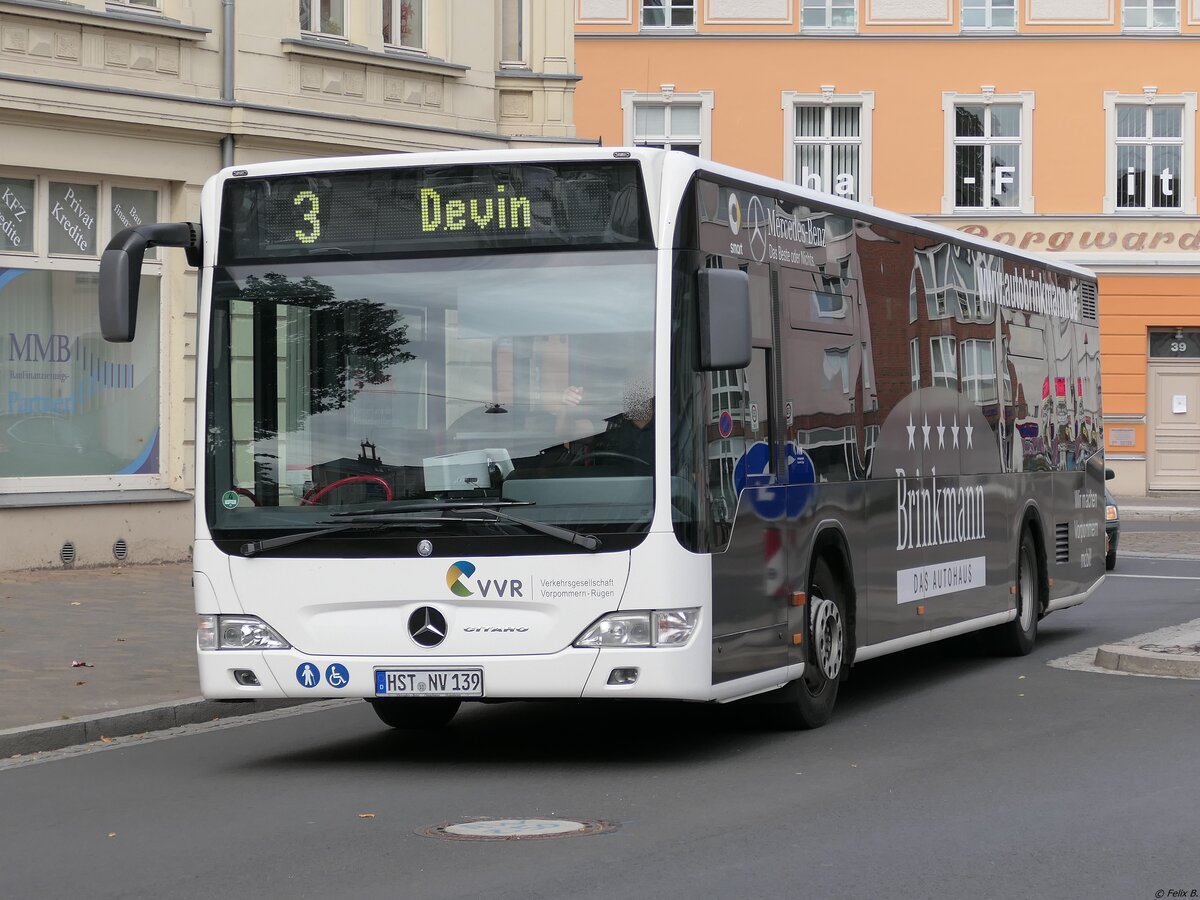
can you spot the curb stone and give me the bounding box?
[1094,644,1200,678]
[0,698,316,758]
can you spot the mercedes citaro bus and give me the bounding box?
[99,148,1109,730]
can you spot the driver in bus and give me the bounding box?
[595,374,655,467]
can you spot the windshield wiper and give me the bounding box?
[474,505,602,551]
[239,518,445,558]
[332,499,602,552]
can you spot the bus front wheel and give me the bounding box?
[368,698,460,730]
[769,557,846,730]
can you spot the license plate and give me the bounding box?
[374,668,484,697]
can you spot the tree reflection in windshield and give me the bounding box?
[237,272,416,427]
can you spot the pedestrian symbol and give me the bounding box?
[296,662,320,688]
[325,663,349,689]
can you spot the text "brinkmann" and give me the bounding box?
[896,468,986,550]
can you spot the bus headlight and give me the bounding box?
[574,609,699,648]
[198,614,291,650]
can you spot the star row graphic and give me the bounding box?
[906,413,973,450]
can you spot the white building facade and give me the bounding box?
[0,0,583,571]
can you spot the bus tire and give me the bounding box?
[769,557,847,730]
[995,529,1040,656]
[368,698,461,730]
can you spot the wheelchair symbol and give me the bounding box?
[325,663,349,689]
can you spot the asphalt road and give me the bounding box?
[3,554,1199,900]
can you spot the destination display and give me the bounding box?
[220,161,651,262]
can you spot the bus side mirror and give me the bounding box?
[100,222,201,342]
[697,268,751,371]
[1105,467,1115,480]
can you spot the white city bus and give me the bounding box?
[100,148,1109,730]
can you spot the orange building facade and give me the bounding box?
[573,0,1200,495]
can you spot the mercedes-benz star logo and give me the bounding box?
[746,195,768,263]
[408,606,448,648]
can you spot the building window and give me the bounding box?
[915,244,986,324]
[710,369,743,416]
[622,88,714,158]
[930,337,958,390]
[500,0,526,66]
[962,0,1015,29]
[954,103,1021,209]
[382,0,422,49]
[1123,0,1178,30]
[942,91,1034,214]
[960,340,998,404]
[794,105,861,201]
[641,0,695,28]
[909,338,920,393]
[824,348,851,394]
[1104,91,1196,214]
[108,0,161,9]
[783,91,874,205]
[300,0,345,38]
[635,105,701,153]
[0,171,164,487]
[803,0,857,30]
[1116,104,1183,209]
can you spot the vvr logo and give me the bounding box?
[446,560,524,599]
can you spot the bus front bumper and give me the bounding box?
[198,641,715,703]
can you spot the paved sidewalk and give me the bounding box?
[1,492,1197,757]
[1115,491,1200,521]
[0,563,308,757]
[1114,492,1200,558]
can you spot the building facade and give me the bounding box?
[573,0,1200,496]
[0,0,582,571]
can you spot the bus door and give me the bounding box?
[710,265,789,684]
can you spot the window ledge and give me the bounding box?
[281,37,468,78]
[1111,208,1188,215]
[495,68,583,83]
[0,488,192,510]
[0,0,210,40]
[949,208,1028,215]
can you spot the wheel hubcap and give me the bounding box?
[810,591,844,681]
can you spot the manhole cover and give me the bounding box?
[416,818,614,841]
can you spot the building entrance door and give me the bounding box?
[1148,361,1200,490]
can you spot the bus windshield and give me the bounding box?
[206,249,658,543]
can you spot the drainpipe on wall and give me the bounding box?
[220,0,235,168]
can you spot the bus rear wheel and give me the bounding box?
[769,557,846,730]
[368,698,461,730]
[994,529,1040,656]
